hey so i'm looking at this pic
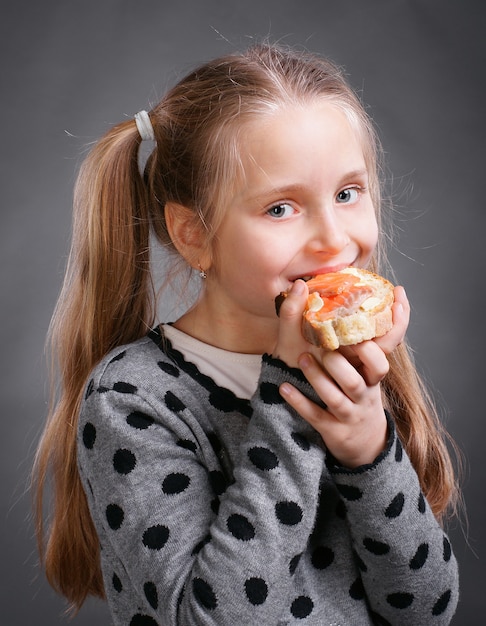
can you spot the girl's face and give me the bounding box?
[193,101,378,351]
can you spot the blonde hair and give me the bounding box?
[33,42,459,612]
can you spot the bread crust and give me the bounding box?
[301,268,394,350]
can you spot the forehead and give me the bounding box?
[233,101,367,198]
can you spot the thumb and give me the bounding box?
[278,279,308,321]
[272,280,310,366]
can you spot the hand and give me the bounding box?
[276,284,410,468]
[280,345,389,468]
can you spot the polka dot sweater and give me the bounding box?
[77,327,459,625]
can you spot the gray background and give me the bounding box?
[2,0,484,624]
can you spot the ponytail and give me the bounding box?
[33,118,155,609]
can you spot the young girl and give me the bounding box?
[34,43,460,625]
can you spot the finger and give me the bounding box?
[374,285,410,354]
[279,380,331,429]
[299,352,358,417]
[277,279,308,321]
[272,280,309,366]
[279,376,388,468]
[337,345,362,369]
[348,340,390,387]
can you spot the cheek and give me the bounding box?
[368,218,379,248]
[216,219,284,268]
[351,210,379,264]
[357,209,379,247]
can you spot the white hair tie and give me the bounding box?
[134,110,155,141]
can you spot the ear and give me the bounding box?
[164,202,212,271]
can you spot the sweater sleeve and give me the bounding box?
[77,349,327,625]
[326,414,459,625]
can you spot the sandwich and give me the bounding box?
[276,267,394,350]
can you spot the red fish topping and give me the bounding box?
[305,272,373,321]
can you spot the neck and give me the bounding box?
[173,299,279,354]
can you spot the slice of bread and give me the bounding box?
[302,267,394,350]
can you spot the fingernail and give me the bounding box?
[299,353,311,369]
[292,279,306,295]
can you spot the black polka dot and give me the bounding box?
[244,577,268,605]
[112,572,122,593]
[162,472,191,495]
[260,381,285,405]
[143,581,158,610]
[289,553,302,575]
[209,388,241,412]
[395,438,403,462]
[126,411,154,430]
[291,432,310,450]
[275,501,303,526]
[363,537,390,555]
[248,446,279,471]
[443,536,452,562]
[211,498,220,514]
[410,543,429,570]
[157,361,180,377]
[177,438,197,453]
[418,491,426,514]
[113,381,137,394]
[106,504,124,530]
[142,525,170,550]
[82,422,97,449]
[193,577,217,610]
[129,614,158,626]
[432,589,451,616]
[227,513,255,541]
[191,534,211,556]
[386,592,414,609]
[290,595,314,619]
[113,449,136,475]
[165,390,186,413]
[349,577,365,600]
[209,470,227,495]
[336,484,363,501]
[385,492,405,518]
[336,499,347,519]
[311,546,334,569]
[109,350,126,364]
[97,385,110,393]
[85,379,94,399]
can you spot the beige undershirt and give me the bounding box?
[162,324,262,400]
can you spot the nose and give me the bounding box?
[306,207,350,256]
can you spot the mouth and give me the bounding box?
[291,264,353,283]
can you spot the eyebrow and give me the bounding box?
[336,168,369,186]
[247,169,370,203]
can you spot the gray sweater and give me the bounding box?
[77,326,459,625]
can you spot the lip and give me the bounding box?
[289,262,354,282]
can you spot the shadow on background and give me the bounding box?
[2,1,484,623]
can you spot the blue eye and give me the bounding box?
[336,188,360,204]
[267,203,294,218]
